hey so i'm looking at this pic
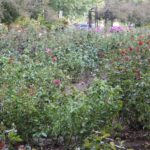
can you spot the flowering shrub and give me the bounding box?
[94,27,104,33]
[0,53,121,145]
[98,33,150,129]
[110,26,125,33]
[0,23,150,148]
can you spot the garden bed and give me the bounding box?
[0,24,150,149]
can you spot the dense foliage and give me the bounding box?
[1,0,150,27]
[0,22,150,149]
[0,0,19,26]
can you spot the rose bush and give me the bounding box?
[98,33,150,129]
[0,53,122,146]
[0,23,150,148]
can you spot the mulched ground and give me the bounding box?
[1,129,150,150]
[120,130,150,150]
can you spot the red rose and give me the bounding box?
[138,41,144,46]
[129,47,133,51]
[120,50,127,56]
[52,56,57,62]
[53,79,61,86]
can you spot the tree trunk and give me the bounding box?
[104,18,108,32]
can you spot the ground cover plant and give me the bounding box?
[0,22,150,149]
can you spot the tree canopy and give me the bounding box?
[0,0,19,25]
[0,0,150,26]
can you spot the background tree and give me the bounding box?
[49,0,103,18]
[94,0,150,27]
[103,0,150,26]
[0,0,19,27]
[1,0,150,27]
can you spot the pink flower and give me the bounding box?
[110,26,124,32]
[139,35,144,39]
[124,56,130,62]
[46,48,53,56]
[53,79,61,86]
[52,56,57,62]
[95,27,103,33]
